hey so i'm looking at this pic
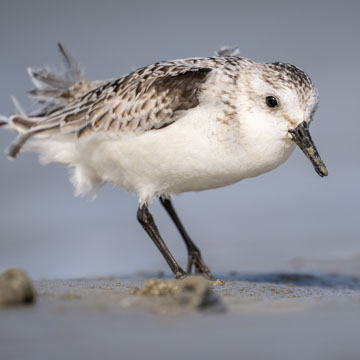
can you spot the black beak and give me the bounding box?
[288,121,328,177]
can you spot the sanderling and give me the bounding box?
[1,44,328,279]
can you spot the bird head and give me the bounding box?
[240,61,328,177]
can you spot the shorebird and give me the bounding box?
[1,44,328,280]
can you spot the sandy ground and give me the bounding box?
[1,265,360,360]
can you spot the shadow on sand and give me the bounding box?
[218,272,360,290]
[138,271,360,290]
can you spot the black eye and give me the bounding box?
[265,96,278,108]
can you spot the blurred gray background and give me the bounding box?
[0,0,359,280]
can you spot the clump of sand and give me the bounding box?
[0,268,35,307]
[130,276,225,313]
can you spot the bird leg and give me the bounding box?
[137,204,186,279]
[160,197,215,280]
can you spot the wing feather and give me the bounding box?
[30,64,212,138]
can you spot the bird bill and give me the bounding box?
[289,121,328,177]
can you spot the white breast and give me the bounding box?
[56,102,296,204]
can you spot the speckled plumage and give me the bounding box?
[16,56,254,140]
[2,44,322,203]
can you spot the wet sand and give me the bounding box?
[1,268,360,360]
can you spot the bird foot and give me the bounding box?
[174,268,187,279]
[187,251,215,281]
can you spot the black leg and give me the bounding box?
[137,204,186,279]
[160,197,215,280]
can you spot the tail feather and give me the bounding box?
[57,42,85,84]
[0,115,8,127]
[28,67,70,93]
[25,43,101,118]
[5,114,60,158]
[9,114,38,131]
[6,131,34,159]
[27,43,86,108]
[29,42,85,90]
[2,43,95,159]
[5,114,38,158]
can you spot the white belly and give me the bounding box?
[25,106,295,204]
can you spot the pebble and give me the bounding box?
[0,268,35,307]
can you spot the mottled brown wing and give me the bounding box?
[31,65,212,138]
